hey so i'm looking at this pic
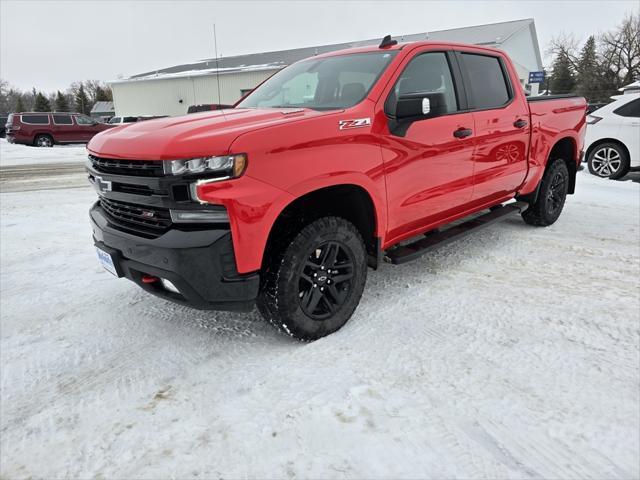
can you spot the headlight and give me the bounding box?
[586,115,602,125]
[163,153,247,178]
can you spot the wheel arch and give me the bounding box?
[262,183,382,270]
[585,138,630,164]
[548,136,578,194]
[33,132,55,146]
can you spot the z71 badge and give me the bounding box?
[338,118,371,130]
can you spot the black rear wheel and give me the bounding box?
[257,216,367,341]
[522,158,569,227]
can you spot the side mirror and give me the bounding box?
[395,92,447,122]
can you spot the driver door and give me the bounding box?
[379,50,476,242]
[74,114,97,142]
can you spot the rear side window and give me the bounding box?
[462,53,511,109]
[53,114,73,125]
[613,98,640,118]
[21,114,50,124]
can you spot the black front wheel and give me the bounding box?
[522,158,569,227]
[257,216,367,341]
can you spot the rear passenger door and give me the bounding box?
[459,52,530,203]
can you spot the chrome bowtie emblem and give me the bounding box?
[141,210,155,218]
[93,175,112,193]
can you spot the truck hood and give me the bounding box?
[87,108,330,160]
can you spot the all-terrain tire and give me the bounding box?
[587,142,629,180]
[522,158,569,227]
[257,216,367,341]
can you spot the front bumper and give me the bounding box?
[90,202,259,311]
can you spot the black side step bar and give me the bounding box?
[384,201,529,265]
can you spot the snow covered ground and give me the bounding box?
[1,144,639,478]
[0,137,87,167]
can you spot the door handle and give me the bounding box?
[453,128,473,138]
[514,119,528,128]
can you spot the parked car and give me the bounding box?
[0,115,7,138]
[5,112,113,147]
[585,93,640,179]
[87,38,586,340]
[108,116,139,125]
[187,104,233,114]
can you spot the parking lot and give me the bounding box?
[0,140,638,478]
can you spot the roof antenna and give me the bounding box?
[379,35,398,49]
[213,24,226,120]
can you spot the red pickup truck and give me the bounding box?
[87,38,586,340]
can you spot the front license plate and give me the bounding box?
[96,247,118,276]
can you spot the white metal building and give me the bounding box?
[110,18,543,116]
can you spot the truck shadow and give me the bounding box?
[144,219,522,344]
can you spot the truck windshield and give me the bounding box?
[237,51,398,111]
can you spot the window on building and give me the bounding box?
[53,114,73,125]
[461,53,512,109]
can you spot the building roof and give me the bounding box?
[91,101,114,113]
[118,18,536,83]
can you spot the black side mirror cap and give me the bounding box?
[396,92,447,122]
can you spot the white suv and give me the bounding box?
[585,93,639,179]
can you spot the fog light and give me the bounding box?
[170,209,229,223]
[161,278,180,294]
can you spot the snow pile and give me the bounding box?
[0,170,638,478]
[0,138,87,167]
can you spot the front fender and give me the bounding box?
[197,175,295,274]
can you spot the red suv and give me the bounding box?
[5,112,113,147]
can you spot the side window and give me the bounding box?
[385,52,459,115]
[75,115,94,125]
[461,53,511,109]
[53,114,72,125]
[21,114,50,124]
[614,98,640,118]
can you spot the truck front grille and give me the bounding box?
[90,155,164,177]
[99,197,171,238]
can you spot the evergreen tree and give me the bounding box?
[55,90,69,111]
[33,91,51,111]
[550,51,576,94]
[93,85,111,102]
[576,36,600,101]
[15,96,25,112]
[75,84,90,114]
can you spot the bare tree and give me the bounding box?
[599,12,640,87]
[547,33,580,71]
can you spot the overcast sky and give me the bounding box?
[1,0,637,92]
